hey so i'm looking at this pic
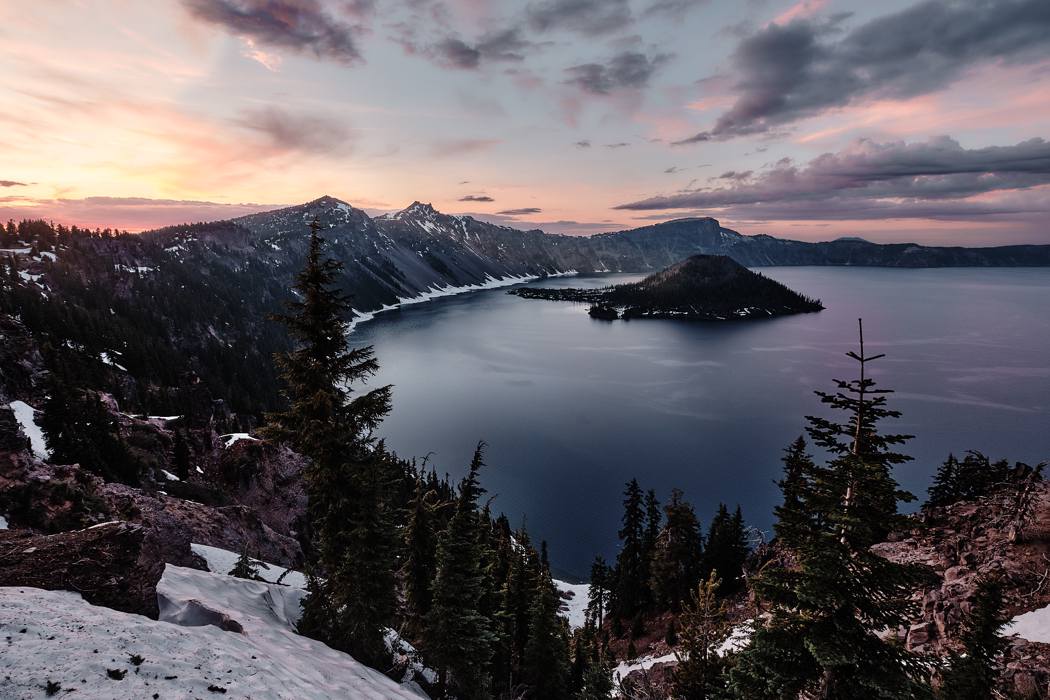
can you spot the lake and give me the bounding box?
[352,267,1050,579]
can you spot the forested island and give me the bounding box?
[510,254,824,321]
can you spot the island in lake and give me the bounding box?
[510,254,824,321]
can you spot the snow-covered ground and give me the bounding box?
[0,568,426,700]
[192,542,308,589]
[220,432,260,448]
[8,400,50,459]
[611,620,753,685]
[348,270,577,333]
[613,652,677,684]
[554,580,590,630]
[1006,604,1050,642]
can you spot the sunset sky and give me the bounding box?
[2,0,1049,244]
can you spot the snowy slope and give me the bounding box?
[8,400,50,459]
[555,580,590,630]
[191,542,307,589]
[0,581,425,699]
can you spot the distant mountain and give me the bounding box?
[511,254,824,321]
[147,196,1050,313]
[2,195,1048,418]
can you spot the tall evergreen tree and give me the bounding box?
[586,555,612,627]
[672,572,732,700]
[729,320,933,700]
[263,219,395,666]
[938,576,1009,699]
[40,366,137,485]
[427,443,496,698]
[703,504,748,596]
[522,571,572,699]
[650,488,704,610]
[614,478,649,619]
[500,526,539,690]
[403,472,438,637]
[773,436,819,544]
[926,453,960,508]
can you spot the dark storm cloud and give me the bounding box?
[459,194,495,202]
[435,38,481,68]
[565,51,671,95]
[616,136,1050,219]
[497,207,543,215]
[183,0,364,63]
[432,28,534,68]
[0,180,27,187]
[234,106,354,154]
[526,0,632,36]
[676,0,1050,142]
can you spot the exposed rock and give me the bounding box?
[0,521,180,617]
[0,451,303,567]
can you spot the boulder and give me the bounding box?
[0,521,187,618]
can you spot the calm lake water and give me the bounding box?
[353,267,1050,578]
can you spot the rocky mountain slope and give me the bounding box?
[3,196,1048,421]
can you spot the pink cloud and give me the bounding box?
[771,0,829,26]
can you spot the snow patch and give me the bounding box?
[99,351,128,371]
[612,620,753,685]
[220,432,259,448]
[191,543,307,590]
[0,577,425,699]
[554,579,590,630]
[8,400,50,459]
[1006,604,1050,642]
[348,270,578,333]
[160,469,181,482]
[613,653,677,684]
[0,515,7,529]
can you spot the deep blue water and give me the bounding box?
[352,267,1050,578]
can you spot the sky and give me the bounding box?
[1,0,1049,244]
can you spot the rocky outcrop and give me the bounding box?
[0,451,304,567]
[875,482,1050,655]
[0,521,182,617]
[211,437,307,546]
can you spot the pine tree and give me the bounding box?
[672,572,732,700]
[229,545,263,580]
[703,504,748,596]
[500,526,539,689]
[650,488,704,610]
[263,219,395,667]
[938,576,1009,699]
[774,436,819,543]
[522,571,572,699]
[403,473,438,638]
[926,453,960,508]
[729,319,934,700]
[586,555,611,627]
[574,627,615,700]
[427,443,496,698]
[40,368,138,485]
[614,479,648,620]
